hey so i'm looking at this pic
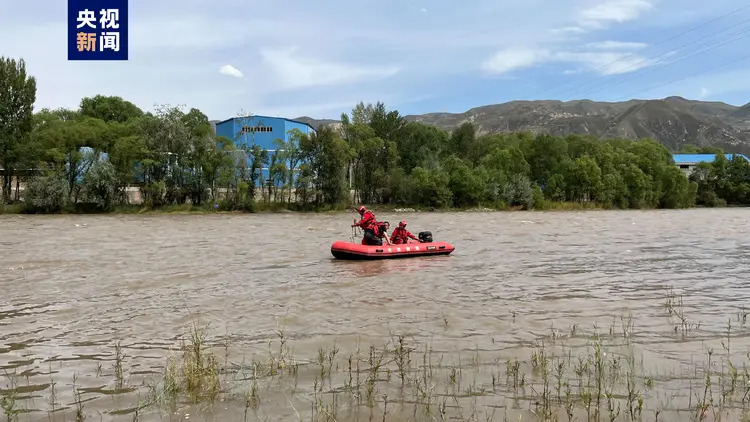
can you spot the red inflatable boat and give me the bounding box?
[330,240,455,260]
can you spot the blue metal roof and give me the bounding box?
[214,115,315,131]
[672,153,750,164]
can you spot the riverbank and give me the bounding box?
[0,200,629,215]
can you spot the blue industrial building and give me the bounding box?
[214,115,316,185]
[672,153,750,175]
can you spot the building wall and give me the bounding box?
[214,116,315,186]
[216,116,285,150]
[677,163,695,175]
[284,119,315,138]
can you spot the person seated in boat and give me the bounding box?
[375,221,393,245]
[352,206,382,246]
[390,221,419,244]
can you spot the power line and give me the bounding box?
[613,52,750,101]
[572,23,750,99]
[560,17,750,99]
[536,3,750,99]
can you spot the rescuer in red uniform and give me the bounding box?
[390,221,419,244]
[352,206,384,245]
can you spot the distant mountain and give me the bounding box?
[299,96,750,154]
[293,116,341,130]
[731,102,750,119]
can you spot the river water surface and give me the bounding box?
[1,209,750,421]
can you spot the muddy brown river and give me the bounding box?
[1,209,750,421]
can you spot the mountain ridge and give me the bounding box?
[295,96,750,154]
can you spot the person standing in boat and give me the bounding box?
[352,206,383,246]
[390,221,419,244]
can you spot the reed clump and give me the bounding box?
[147,322,221,407]
[7,286,750,421]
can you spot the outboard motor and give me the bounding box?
[418,231,433,243]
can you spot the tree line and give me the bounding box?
[1,55,749,213]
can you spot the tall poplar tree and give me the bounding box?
[0,56,37,202]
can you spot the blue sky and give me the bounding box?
[1,0,749,120]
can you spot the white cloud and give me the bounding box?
[550,26,588,35]
[697,87,710,100]
[219,64,243,78]
[551,0,653,34]
[580,0,653,27]
[482,47,656,76]
[5,0,742,120]
[259,47,400,90]
[585,41,648,50]
[483,0,657,78]
[556,51,655,75]
[261,100,369,118]
[481,48,550,74]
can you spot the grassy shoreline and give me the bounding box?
[1,200,738,215]
[0,201,653,215]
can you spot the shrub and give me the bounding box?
[24,172,69,213]
[502,174,533,209]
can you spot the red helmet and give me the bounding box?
[357,206,367,214]
[399,221,406,228]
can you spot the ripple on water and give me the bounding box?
[1,210,750,420]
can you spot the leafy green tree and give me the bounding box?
[480,146,530,176]
[81,160,120,210]
[298,126,351,207]
[0,56,37,203]
[600,172,628,208]
[620,163,650,209]
[109,132,146,198]
[723,155,750,204]
[181,108,221,206]
[680,145,699,153]
[472,132,529,161]
[32,110,109,202]
[346,101,375,125]
[545,173,567,202]
[690,154,750,206]
[136,108,179,205]
[709,153,729,200]
[275,129,303,204]
[79,95,143,123]
[532,184,545,209]
[689,162,717,206]
[567,156,602,202]
[503,174,534,209]
[369,102,406,143]
[442,155,484,206]
[267,150,287,202]
[381,166,406,204]
[448,122,476,159]
[6,87,746,213]
[521,133,569,187]
[352,136,398,203]
[659,165,695,208]
[565,134,605,160]
[405,167,452,208]
[396,122,448,171]
[24,171,68,212]
[250,145,269,201]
